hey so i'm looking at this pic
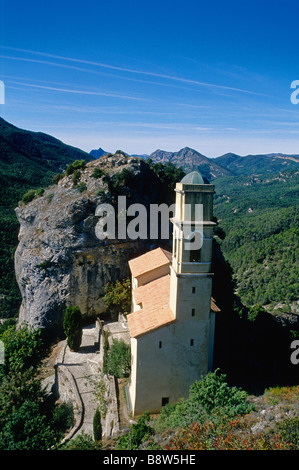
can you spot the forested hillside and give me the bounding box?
[213,170,299,309]
[0,118,94,318]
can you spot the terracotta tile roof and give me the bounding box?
[128,247,172,278]
[211,297,221,313]
[127,275,175,338]
[133,274,171,310]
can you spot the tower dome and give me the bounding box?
[180,171,205,184]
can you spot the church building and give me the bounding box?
[126,171,220,416]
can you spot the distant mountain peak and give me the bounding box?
[149,147,231,181]
[90,147,108,159]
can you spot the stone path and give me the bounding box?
[55,320,131,444]
[60,323,102,438]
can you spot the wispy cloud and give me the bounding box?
[7,80,147,101]
[2,46,271,97]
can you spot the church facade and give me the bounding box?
[126,172,220,416]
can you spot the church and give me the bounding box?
[126,171,220,416]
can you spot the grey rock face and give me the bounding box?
[15,155,169,337]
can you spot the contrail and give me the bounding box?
[1,46,270,97]
[8,80,147,101]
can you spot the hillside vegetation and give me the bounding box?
[213,170,299,310]
[0,118,94,318]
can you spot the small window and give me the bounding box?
[159,341,162,349]
[161,397,169,407]
[192,287,196,294]
[190,339,194,346]
[174,238,177,258]
[191,308,195,316]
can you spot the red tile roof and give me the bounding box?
[127,275,175,338]
[127,248,221,338]
[128,247,172,278]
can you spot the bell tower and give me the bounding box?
[169,171,217,372]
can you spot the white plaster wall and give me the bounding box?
[130,314,212,416]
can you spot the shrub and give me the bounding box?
[72,169,81,184]
[65,159,86,176]
[22,188,44,204]
[276,416,299,449]
[22,189,36,205]
[154,370,254,434]
[0,325,45,374]
[63,306,82,352]
[189,369,254,416]
[92,168,105,178]
[116,413,153,450]
[60,430,102,450]
[35,187,44,197]
[51,402,74,434]
[106,338,131,378]
[103,278,131,314]
[93,407,102,441]
[102,330,109,375]
[52,173,64,184]
[166,416,291,450]
[74,182,87,192]
[0,400,58,450]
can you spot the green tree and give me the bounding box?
[65,159,86,176]
[63,306,83,352]
[93,407,102,442]
[106,338,131,378]
[189,369,253,416]
[116,413,153,450]
[0,401,57,450]
[0,325,44,375]
[22,189,36,205]
[103,278,131,314]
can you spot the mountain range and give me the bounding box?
[90,145,299,180]
[0,117,297,319]
[0,117,93,193]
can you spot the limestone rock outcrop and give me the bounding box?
[15,154,170,337]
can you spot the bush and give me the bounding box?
[22,188,44,204]
[166,416,291,450]
[72,169,81,184]
[103,278,131,314]
[0,325,45,374]
[74,182,87,192]
[52,173,64,184]
[0,401,58,450]
[65,159,86,176]
[276,416,299,449]
[51,402,74,434]
[35,187,44,197]
[189,369,253,416]
[60,430,102,450]
[154,370,254,434]
[22,189,36,204]
[106,338,131,378]
[92,168,105,178]
[116,413,153,450]
[63,306,82,352]
[93,407,102,441]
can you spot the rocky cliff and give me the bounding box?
[15,154,170,338]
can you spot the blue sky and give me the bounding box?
[0,0,299,156]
